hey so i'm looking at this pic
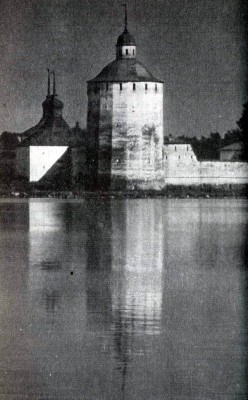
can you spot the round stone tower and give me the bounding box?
[86,8,164,190]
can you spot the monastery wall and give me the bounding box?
[111,81,164,181]
[163,144,248,186]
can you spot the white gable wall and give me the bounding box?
[29,146,68,182]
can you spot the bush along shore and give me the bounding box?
[0,184,248,199]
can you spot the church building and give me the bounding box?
[16,71,86,189]
[86,7,164,190]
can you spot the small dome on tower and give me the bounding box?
[117,29,136,46]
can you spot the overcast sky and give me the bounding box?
[0,0,246,137]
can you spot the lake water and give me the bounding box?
[0,198,247,399]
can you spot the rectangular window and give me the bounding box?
[155,84,157,91]
[106,83,108,91]
[126,49,128,55]
[133,49,135,55]
[120,83,122,91]
[145,84,148,90]
[133,83,136,90]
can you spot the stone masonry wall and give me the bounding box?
[111,81,163,182]
[87,81,164,189]
[163,144,248,185]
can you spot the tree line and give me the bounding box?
[165,102,248,161]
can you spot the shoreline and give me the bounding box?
[0,185,247,200]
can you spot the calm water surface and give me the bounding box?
[0,199,247,399]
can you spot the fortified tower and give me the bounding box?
[86,6,164,190]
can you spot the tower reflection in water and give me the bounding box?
[24,199,247,399]
[85,200,164,394]
[27,199,164,397]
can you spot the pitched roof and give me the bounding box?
[220,142,244,151]
[89,59,163,83]
[19,116,72,147]
[18,93,75,147]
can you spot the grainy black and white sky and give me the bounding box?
[0,0,246,137]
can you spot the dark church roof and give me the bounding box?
[116,29,136,46]
[18,82,84,147]
[89,59,163,83]
[19,115,72,147]
[19,97,87,147]
[18,70,80,147]
[19,91,71,147]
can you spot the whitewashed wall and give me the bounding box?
[164,144,248,185]
[111,81,164,180]
[29,146,68,182]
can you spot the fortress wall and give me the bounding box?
[197,161,248,185]
[87,81,164,188]
[98,83,114,175]
[164,144,248,185]
[109,82,127,176]
[111,82,164,180]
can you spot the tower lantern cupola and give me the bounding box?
[116,4,136,59]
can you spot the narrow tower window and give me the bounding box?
[133,83,136,91]
[145,84,148,90]
[106,83,108,91]
[155,84,157,91]
[120,83,122,91]
[133,49,135,55]
[126,49,128,55]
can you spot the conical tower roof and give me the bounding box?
[89,6,162,83]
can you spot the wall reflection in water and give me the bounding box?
[0,199,247,399]
[160,200,247,399]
